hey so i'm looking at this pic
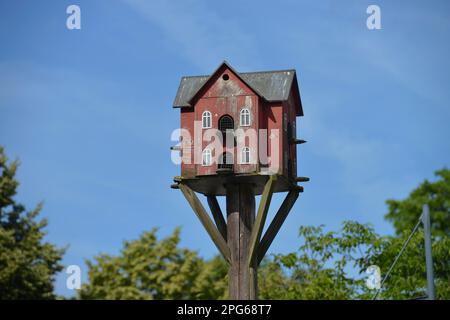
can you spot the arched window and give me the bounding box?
[202,111,211,128]
[241,147,250,164]
[202,148,211,166]
[218,115,234,146]
[240,108,250,126]
[219,115,234,131]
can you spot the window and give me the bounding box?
[241,147,250,164]
[202,111,211,128]
[240,108,250,126]
[219,115,234,131]
[218,115,234,147]
[218,152,233,170]
[202,148,211,166]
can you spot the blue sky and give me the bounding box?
[0,0,449,297]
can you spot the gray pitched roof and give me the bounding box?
[173,68,297,108]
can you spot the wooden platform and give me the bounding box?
[173,173,302,196]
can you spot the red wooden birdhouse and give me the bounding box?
[171,62,308,299]
[172,61,307,195]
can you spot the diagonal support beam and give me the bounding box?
[179,184,231,264]
[247,175,277,267]
[207,195,227,240]
[257,189,299,265]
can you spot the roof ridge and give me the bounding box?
[181,69,296,79]
[181,75,209,79]
[240,69,296,75]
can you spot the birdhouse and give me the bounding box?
[172,61,307,195]
[171,61,308,300]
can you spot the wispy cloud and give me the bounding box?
[0,60,161,144]
[353,36,450,110]
[121,0,262,71]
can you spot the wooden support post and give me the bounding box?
[207,195,227,240]
[257,190,299,265]
[179,184,231,264]
[247,175,277,268]
[179,175,300,300]
[226,183,257,300]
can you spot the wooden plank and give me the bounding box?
[179,184,231,264]
[226,183,257,299]
[226,184,240,299]
[247,175,277,267]
[239,184,256,299]
[257,190,299,265]
[292,139,307,144]
[249,266,257,299]
[207,195,227,240]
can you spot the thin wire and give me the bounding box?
[372,215,423,300]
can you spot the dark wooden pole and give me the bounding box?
[226,183,257,300]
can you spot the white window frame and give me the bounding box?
[241,147,251,164]
[202,111,212,129]
[202,148,212,166]
[240,108,251,126]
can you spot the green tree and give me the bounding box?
[368,231,450,299]
[258,258,290,299]
[78,228,228,299]
[258,221,381,299]
[385,168,450,238]
[367,169,450,299]
[0,146,65,299]
[78,226,314,300]
[269,168,450,300]
[268,221,449,300]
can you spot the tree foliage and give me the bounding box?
[260,221,449,300]
[78,228,228,299]
[369,231,450,299]
[375,168,450,298]
[0,146,64,299]
[259,222,380,299]
[261,168,450,300]
[385,168,450,238]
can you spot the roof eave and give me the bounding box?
[292,73,304,117]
